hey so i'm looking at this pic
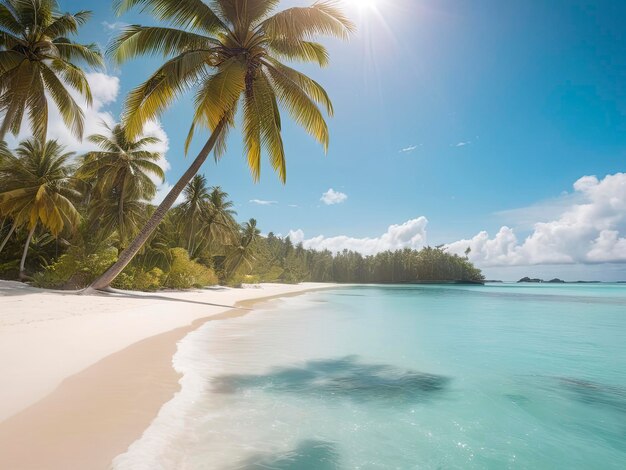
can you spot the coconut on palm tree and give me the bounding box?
[0,0,104,141]
[0,139,81,278]
[88,0,353,290]
[78,123,165,247]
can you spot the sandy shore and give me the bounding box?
[0,280,334,470]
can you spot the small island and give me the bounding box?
[518,277,544,283]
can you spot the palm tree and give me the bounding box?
[0,139,80,279]
[78,123,165,247]
[225,218,261,279]
[88,0,353,290]
[0,140,14,252]
[177,174,211,254]
[203,186,237,247]
[0,0,104,141]
[0,140,8,161]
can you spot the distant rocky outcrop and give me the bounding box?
[518,277,543,283]
[547,278,565,283]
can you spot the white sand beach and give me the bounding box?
[0,280,333,469]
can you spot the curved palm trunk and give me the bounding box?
[88,122,226,291]
[0,223,16,254]
[19,224,36,280]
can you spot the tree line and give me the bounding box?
[0,138,483,288]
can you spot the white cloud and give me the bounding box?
[446,173,626,266]
[102,21,127,31]
[321,188,348,205]
[455,141,471,147]
[495,192,584,230]
[288,217,428,255]
[249,199,278,206]
[400,145,418,153]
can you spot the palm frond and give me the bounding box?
[0,3,22,34]
[122,49,214,138]
[261,1,355,40]
[267,38,328,66]
[43,10,92,38]
[49,59,93,106]
[264,62,329,151]
[40,63,85,139]
[263,57,333,115]
[191,56,246,131]
[114,0,225,33]
[52,41,104,68]
[109,25,218,63]
[254,71,285,182]
[25,69,48,143]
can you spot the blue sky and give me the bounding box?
[53,0,626,280]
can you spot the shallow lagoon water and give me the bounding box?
[114,284,626,469]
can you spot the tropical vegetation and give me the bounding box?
[0,0,484,290]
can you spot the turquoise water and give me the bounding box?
[115,284,626,469]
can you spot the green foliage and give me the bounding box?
[245,236,485,285]
[112,267,165,292]
[163,247,218,289]
[227,273,261,287]
[33,246,118,289]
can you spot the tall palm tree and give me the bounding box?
[0,139,80,278]
[78,123,165,247]
[0,0,104,141]
[177,174,211,254]
[88,0,353,290]
[225,218,260,279]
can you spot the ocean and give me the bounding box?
[113,283,626,469]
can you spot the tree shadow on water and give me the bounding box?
[235,439,341,470]
[212,355,450,403]
[557,377,626,414]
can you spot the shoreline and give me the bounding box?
[0,281,337,470]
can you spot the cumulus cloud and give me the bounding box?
[250,199,278,206]
[321,188,348,205]
[288,217,428,255]
[446,173,626,265]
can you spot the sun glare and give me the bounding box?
[346,0,381,13]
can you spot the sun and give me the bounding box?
[345,0,381,13]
